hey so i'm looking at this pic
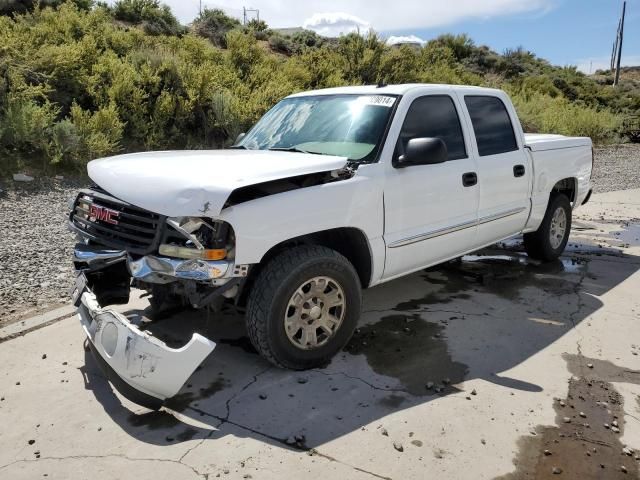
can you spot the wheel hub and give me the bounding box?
[549,206,567,250]
[284,276,346,350]
[309,305,322,320]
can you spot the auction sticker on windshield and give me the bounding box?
[361,95,396,107]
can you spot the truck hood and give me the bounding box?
[87,150,348,217]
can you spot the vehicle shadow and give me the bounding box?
[81,236,640,450]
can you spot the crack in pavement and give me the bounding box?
[0,453,209,479]
[310,368,407,393]
[175,368,394,480]
[176,367,273,469]
[567,264,590,358]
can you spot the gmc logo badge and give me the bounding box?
[89,204,120,225]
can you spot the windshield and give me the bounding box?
[237,94,397,162]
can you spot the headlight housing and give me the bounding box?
[161,217,233,261]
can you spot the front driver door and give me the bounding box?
[383,91,480,280]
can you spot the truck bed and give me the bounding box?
[524,133,592,152]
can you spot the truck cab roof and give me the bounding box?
[287,83,504,98]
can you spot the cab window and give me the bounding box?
[464,96,518,156]
[397,95,467,161]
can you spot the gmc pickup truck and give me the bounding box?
[69,84,593,409]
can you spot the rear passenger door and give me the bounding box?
[460,94,531,246]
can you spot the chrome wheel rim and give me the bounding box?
[284,276,346,350]
[549,207,567,250]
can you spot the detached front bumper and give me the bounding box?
[78,288,215,409]
[72,243,231,409]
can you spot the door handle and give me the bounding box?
[513,164,525,177]
[462,172,477,187]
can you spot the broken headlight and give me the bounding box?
[161,217,233,261]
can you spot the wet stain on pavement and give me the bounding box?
[499,354,640,479]
[377,394,407,408]
[564,354,640,385]
[590,221,640,249]
[401,255,589,308]
[175,427,198,441]
[166,377,231,412]
[345,314,468,396]
[218,336,258,355]
[498,377,638,479]
[127,410,180,430]
[614,222,640,247]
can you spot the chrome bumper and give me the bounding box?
[78,289,215,409]
[73,243,232,284]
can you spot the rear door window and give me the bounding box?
[464,96,518,156]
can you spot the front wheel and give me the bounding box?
[246,245,362,369]
[524,193,572,262]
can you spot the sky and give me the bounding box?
[134,0,639,73]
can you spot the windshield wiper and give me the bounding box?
[268,147,323,155]
[229,145,248,149]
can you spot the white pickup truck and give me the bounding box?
[69,84,593,409]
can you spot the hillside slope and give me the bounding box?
[0,2,638,173]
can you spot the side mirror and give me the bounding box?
[234,132,246,145]
[394,137,448,168]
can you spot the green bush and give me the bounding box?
[511,91,621,143]
[267,32,292,54]
[112,0,182,36]
[0,0,92,16]
[0,1,636,174]
[192,8,240,48]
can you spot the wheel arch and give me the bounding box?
[551,177,577,205]
[524,176,578,234]
[237,227,373,307]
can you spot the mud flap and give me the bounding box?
[78,291,215,410]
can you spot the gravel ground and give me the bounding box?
[592,144,640,193]
[0,178,83,325]
[0,144,639,325]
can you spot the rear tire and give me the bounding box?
[246,245,362,370]
[524,193,572,262]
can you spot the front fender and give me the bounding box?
[218,172,384,268]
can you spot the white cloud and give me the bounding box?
[574,55,640,74]
[302,12,371,37]
[148,0,555,30]
[386,35,426,46]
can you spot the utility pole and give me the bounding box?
[613,1,626,87]
[242,6,260,25]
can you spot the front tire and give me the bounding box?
[246,245,362,369]
[524,193,572,262]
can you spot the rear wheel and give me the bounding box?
[246,245,361,369]
[524,193,572,262]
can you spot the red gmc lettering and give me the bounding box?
[89,204,119,225]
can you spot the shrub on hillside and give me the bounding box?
[112,0,182,36]
[0,0,92,16]
[511,91,621,143]
[192,8,240,47]
[0,2,635,173]
[268,32,292,54]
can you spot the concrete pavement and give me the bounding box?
[1,189,639,479]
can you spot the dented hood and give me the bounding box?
[87,150,348,217]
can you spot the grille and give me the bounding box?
[71,189,165,255]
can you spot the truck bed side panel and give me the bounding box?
[523,141,592,233]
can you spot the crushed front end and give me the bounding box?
[68,186,247,409]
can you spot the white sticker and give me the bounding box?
[361,95,396,107]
